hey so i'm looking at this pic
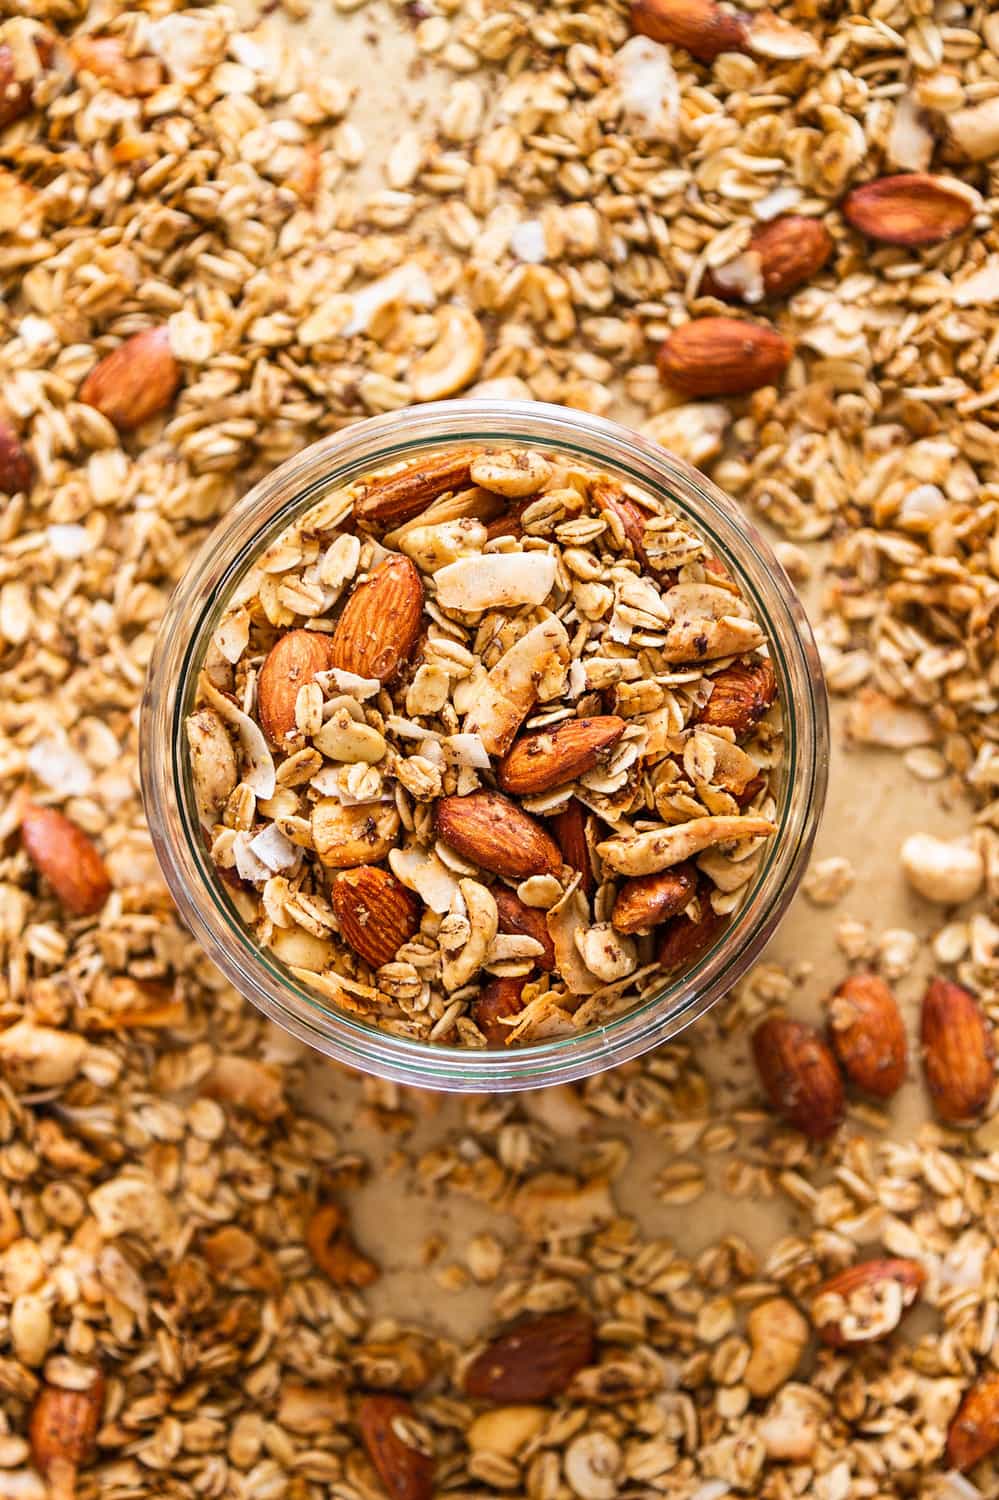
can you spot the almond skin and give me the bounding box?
[79,326,182,432]
[306,1202,378,1287]
[358,1394,434,1500]
[657,887,723,970]
[947,1373,999,1473]
[658,316,792,397]
[629,0,749,61]
[843,173,975,246]
[330,556,424,684]
[612,863,698,935]
[434,792,563,881]
[0,418,33,495]
[493,888,556,970]
[21,803,111,917]
[548,798,594,896]
[355,449,479,527]
[695,659,777,737]
[811,1258,926,1347]
[921,977,995,1123]
[472,976,527,1044]
[331,866,421,969]
[257,629,334,750]
[29,1373,105,1495]
[827,973,907,1099]
[752,1016,845,1140]
[497,716,626,796]
[0,36,52,129]
[464,1310,595,1401]
[703,216,834,301]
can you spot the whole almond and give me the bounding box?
[843,174,975,246]
[811,1258,925,1346]
[921,977,995,1123]
[258,629,335,750]
[331,866,421,969]
[827,973,907,1098]
[629,0,749,61]
[493,888,556,970]
[69,36,165,96]
[21,803,111,917]
[472,976,527,1044]
[659,317,792,397]
[612,863,698,935]
[464,1310,594,1401]
[0,418,33,495]
[695,659,777,737]
[306,1202,378,1288]
[548,799,594,896]
[657,888,723,971]
[434,792,562,880]
[355,449,479,527]
[330,556,424,684]
[947,1373,999,1473]
[29,1372,105,1499]
[752,1016,845,1140]
[497,716,626,796]
[703,216,834,302]
[358,1394,434,1500]
[78,326,182,431]
[0,36,52,129]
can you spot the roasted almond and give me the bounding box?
[330,556,424,684]
[0,418,33,496]
[695,659,777,737]
[0,36,52,130]
[548,798,594,896]
[703,216,834,302]
[29,1372,105,1499]
[827,972,907,1099]
[355,449,479,527]
[306,1202,378,1288]
[629,0,749,61]
[811,1258,925,1346]
[658,317,792,397]
[947,1372,999,1473]
[21,803,111,917]
[497,716,626,796]
[843,173,975,246]
[464,1310,594,1401]
[257,629,335,750]
[657,886,723,970]
[472,976,527,1044]
[78,326,182,432]
[752,1015,845,1140]
[612,863,698,935]
[69,35,165,96]
[331,865,421,969]
[921,977,995,1123]
[434,792,562,880]
[493,888,556,970]
[358,1394,434,1500]
[592,479,655,572]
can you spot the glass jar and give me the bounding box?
[140,400,828,1092]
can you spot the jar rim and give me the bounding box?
[140,399,829,1091]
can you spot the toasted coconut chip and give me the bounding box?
[547,888,601,995]
[463,614,570,755]
[199,672,276,800]
[508,994,578,1042]
[390,844,462,914]
[597,815,776,876]
[435,551,557,611]
[214,608,251,665]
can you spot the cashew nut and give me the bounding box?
[758,1384,824,1462]
[597,815,776,877]
[468,1405,547,1458]
[743,1297,808,1397]
[185,707,238,828]
[311,798,400,868]
[660,581,765,662]
[399,519,487,573]
[575,922,637,983]
[312,708,387,764]
[409,306,485,401]
[901,832,984,905]
[441,878,497,990]
[470,449,553,498]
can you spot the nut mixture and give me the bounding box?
[0,0,997,1497]
[187,445,781,1046]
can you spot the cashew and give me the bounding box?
[758,1384,825,1462]
[901,832,984,905]
[435,551,557,612]
[467,1405,547,1458]
[660,581,765,662]
[470,449,552,498]
[683,731,760,797]
[743,1297,808,1398]
[463,615,570,755]
[575,922,637,983]
[0,1022,87,1088]
[269,926,336,972]
[399,518,487,573]
[311,798,400,868]
[313,708,387,764]
[641,403,730,468]
[597,815,776,877]
[546,889,601,995]
[441,878,497,990]
[409,305,485,401]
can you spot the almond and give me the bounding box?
[434,792,562,881]
[493,888,556,970]
[827,973,907,1099]
[355,449,479,527]
[629,0,749,61]
[658,317,792,397]
[843,174,975,247]
[612,863,698,935]
[0,418,33,495]
[69,36,165,96]
[811,1258,925,1346]
[694,659,777,737]
[21,803,111,917]
[306,1202,378,1288]
[29,1372,105,1500]
[947,1373,999,1473]
[592,479,656,572]
[921,977,995,1123]
[703,216,834,302]
[78,326,182,432]
[472,976,527,1044]
[497,716,626,796]
[752,1016,845,1140]
[358,1394,434,1500]
[464,1310,594,1401]
[548,798,594,896]
[330,556,424,684]
[657,886,723,970]
[257,629,335,750]
[331,866,421,969]
[0,36,52,130]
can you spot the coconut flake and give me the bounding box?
[612,35,678,143]
[753,184,802,221]
[888,94,934,171]
[510,220,547,264]
[954,257,999,306]
[47,524,93,560]
[444,732,491,769]
[233,832,271,884]
[26,736,93,796]
[390,845,462,914]
[199,673,276,800]
[341,264,435,336]
[316,667,381,700]
[248,825,298,873]
[567,659,587,698]
[214,608,251,665]
[710,252,765,305]
[435,552,557,611]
